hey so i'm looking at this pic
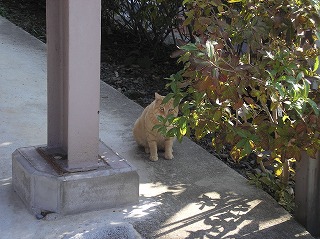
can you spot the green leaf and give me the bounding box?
[296,72,304,82]
[275,82,285,98]
[260,176,273,187]
[178,52,191,64]
[314,57,319,72]
[292,100,304,118]
[243,141,252,156]
[180,121,187,136]
[173,94,182,107]
[266,70,275,81]
[236,138,247,148]
[170,81,178,94]
[179,44,198,52]
[157,115,165,123]
[213,110,222,120]
[235,129,249,138]
[285,76,298,85]
[166,114,176,124]
[152,124,162,131]
[195,125,207,139]
[307,98,320,116]
[303,79,310,99]
[153,124,166,135]
[182,0,192,5]
[167,128,177,137]
[181,102,191,114]
[162,93,174,104]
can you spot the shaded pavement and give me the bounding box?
[0,16,315,239]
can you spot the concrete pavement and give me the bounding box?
[0,16,316,239]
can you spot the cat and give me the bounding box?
[133,92,179,161]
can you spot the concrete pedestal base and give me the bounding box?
[12,142,139,215]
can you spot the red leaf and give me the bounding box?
[244,97,255,105]
[233,98,244,110]
[219,73,228,82]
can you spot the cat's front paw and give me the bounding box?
[149,155,159,161]
[164,152,174,160]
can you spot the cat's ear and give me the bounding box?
[155,92,162,100]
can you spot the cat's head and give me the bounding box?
[153,92,178,118]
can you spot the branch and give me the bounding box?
[262,103,275,123]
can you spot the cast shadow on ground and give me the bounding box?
[130,184,310,239]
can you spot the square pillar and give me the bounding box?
[46,0,101,170]
[295,151,320,236]
[12,0,139,216]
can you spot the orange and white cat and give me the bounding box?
[133,93,178,161]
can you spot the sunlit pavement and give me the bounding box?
[0,16,315,239]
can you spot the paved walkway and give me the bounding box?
[0,16,315,239]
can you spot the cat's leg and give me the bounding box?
[148,140,158,161]
[164,138,174,160]
[144,147,150,154]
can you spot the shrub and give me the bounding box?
[160,0,320,193]
[101,0,186,46]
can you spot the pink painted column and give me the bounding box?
[13,1,138,214]
[46,0,101,170]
